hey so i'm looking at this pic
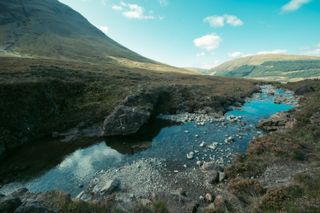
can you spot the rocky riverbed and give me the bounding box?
[0,85,300,212]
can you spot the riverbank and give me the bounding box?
[1,83,310,212]
[0,57,257,161]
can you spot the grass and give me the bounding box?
[35,191,169,213]
[223,79,320,212]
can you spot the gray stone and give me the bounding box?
[205,193,213,203]
[100,178,121,195]
[102,92,159,136]
[218,172,226,182]
[186,151,194,160]
[102,105,151,136]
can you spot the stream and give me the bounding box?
[0,85,298,197]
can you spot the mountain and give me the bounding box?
[0,0,196,74]
[212,54,320,81]
[0,0,151,63]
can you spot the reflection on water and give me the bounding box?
[0,86,296,196]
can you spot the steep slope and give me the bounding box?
[212,54,320,81]
[0,0,151,63]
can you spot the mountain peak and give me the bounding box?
[0,0,151,63]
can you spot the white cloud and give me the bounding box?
[98,25,109,34]
[301,43,320,55]
[224,15,244,26]
[194,34,222,51]
[204,15,243,28]
[282,0,311,12]
[112,2,156,20]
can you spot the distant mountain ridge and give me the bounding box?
[211,54,320,81]
[0,0,151,63]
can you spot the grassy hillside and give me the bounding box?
[0,0,197,74]
[212,54,320,81]
[0,0,150,63]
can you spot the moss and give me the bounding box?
[152,201,169,213]
[228,178,265,206]
[256,185,304,212]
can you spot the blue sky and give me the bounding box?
[59,0,320,68]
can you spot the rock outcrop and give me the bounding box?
[102,92,160,136]
[257,110,296,132]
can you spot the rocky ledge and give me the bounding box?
[257,110,296,132]
[102,91,160,136]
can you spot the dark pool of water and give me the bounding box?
[0,85,295,196]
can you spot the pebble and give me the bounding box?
[208,142,218,150]
[187,151,194,160]
[205,193,213,203]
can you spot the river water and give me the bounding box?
[0,85,297,196]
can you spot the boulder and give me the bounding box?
[102,105,151,136]
[102,92,159,136]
